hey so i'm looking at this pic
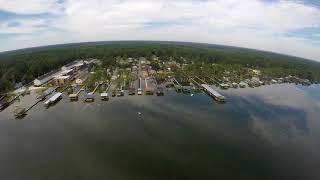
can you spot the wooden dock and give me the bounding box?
[91,83,101,94]
[145,78,154,95]
[192,76,226,102]
[84,82,102,102]
[172,78,183,92]
[189,77,203,90]
[201,84,225,102]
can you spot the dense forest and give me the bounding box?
[1,41,320,94]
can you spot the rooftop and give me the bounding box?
[35,69,60,81]
[54,75,70,80]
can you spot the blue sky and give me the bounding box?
[0,0,320,61]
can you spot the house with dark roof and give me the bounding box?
[33,69,60,86]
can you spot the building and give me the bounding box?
[252,69,261,75]
[111,75,118,80]
[148,70,156,75]
[60,69,73,76]
[73,62,84,72]
[15,82,23,89]
[34,69,60,86]
[61,61,79,71]
[75,79,83,85]
[61,61,84,73]
[54,75,70,87]
[142,71,149,78]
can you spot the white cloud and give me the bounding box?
[0,0,62,14]
[0,19,48,34]
[1,0,320,61]
[55,0,320,33]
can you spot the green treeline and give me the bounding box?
[1,43,320,94]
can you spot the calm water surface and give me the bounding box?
[0,84,320,180]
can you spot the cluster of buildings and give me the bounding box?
[33,59,97,87]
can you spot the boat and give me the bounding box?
[156,87,164,96]
[231,82,238,88]
[128,87,135,95]
[67,87,73,94]
[128,81,136,95]
[182,87,191,93]
[220,83,229,89]
[13,107,26,118]
[112,90,116,97]
[69,94,78,101]
[100,92,109,101]
[84,93,95,102]
[239,82,246,88]
[137,88,143,95]
[116,89,121,97]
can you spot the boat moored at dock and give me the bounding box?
[137,88,143,95]
[100,92,109,101]
[156,87,164,96]
[128,87,136,95]
[84,93,95,102]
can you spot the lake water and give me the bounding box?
[0,84,320,180]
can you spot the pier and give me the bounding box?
[137,77,143,95]
[145,78,154,95]
[201,84,225,102]
[92,83,101,94]
[207,76,220,85]
[13,87,59,117]
[2,94,22,111]
[69,86,84,101]
[128,81,136,95]
[193,76,226,102]
[44,92,62,107]
[172,78,183,92]
[15,97,44,118]
[84,83,101,102]
[189,77,203,90]
[100,83,111,100]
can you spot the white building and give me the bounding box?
[61,61,84,72]
[34,70,60,86]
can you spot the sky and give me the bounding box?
[0,0,320,61]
